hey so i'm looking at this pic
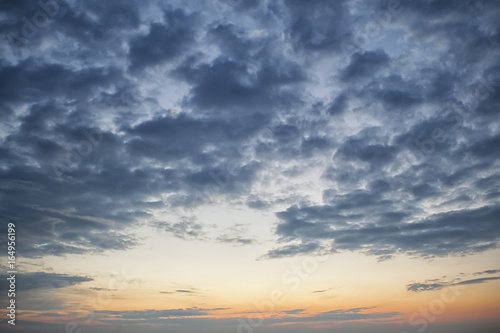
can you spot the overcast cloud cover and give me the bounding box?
[1,0,500,332]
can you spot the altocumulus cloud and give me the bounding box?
[0,0,499,265]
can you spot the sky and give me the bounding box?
[0,0,500,332]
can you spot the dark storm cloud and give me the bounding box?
[1,0,500,262]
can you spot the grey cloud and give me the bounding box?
[284,0,350,53]
[95,306,399,325]
[0,60,122,106]
[407,276,500,292]
[407,282,447,292]
[1,0,500,266]
[301,136,331,156]
[216,236,255,245]
[128,9,200,71]
[334,139,399,168]
[215,223,255,245]
[207,23,268,62]
[455,277,500,285]
[474,269,500,275]
[364,74,424,110]
[340,50,390,81]
[100,308,209,320]
[264,242,322,259]
[155,220,205,240]
[174,57,306,115]
[327,94,348,116]
[270,307,401,323]
[270,204,500,259]
[1,4,500,333]
[247,198,270,210]
[0,272,92,291]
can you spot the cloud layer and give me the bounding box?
[0,0,499,264]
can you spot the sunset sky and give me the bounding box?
[1,0,500,332]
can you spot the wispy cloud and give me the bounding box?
[407,275,500,292]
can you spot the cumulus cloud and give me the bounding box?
[0,0,499,264]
